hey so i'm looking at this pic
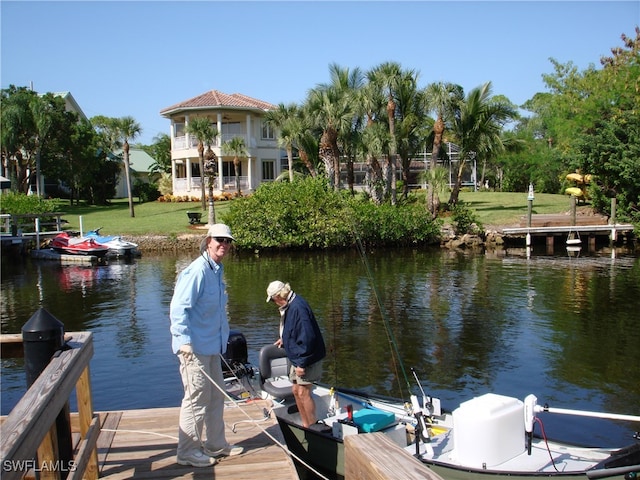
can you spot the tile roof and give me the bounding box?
[160,90,276,116]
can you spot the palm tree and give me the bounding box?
[423,82,464,215]
[118,116,142,217]
[368,62,404,205]
[222,136,247,195]
[203,144,218,224]
[306,87,349,190]
[356,82,387,203]
[421,166,448,219]
[424,82,464,170]
[264,103,298,182]
[392,70,426,199]
[185,117,218,210]
[306,64,360,191]
[448,82,517,205]
[321,64,365,193]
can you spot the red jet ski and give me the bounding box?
[50,232,110,257]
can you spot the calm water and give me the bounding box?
[1,245,639,449]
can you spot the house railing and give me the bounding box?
[172,134,251,151]
[173,176,249,194]
[222,176,249,191]
[0,331,99,480]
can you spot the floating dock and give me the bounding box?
[30,248,102,265]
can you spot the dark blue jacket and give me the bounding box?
[282,294,326,368]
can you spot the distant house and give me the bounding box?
[34,92,88,196]
[160,90,283,196]
[52,91,88,121]
[113,148,158,199]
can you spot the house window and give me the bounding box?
[223,161,242,176]
[262,122,275,140]
[262,160,275,180]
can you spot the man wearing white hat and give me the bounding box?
[170,223,243,467]
[266,280,326,428]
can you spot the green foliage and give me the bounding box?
[451,201,483,235]
[221,176,441,250]
[522,29,640,223]
[0,192,64,214]
[133,181,161,203]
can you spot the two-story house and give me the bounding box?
[160,90,283,197]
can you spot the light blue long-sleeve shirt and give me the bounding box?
[169,253,230,355]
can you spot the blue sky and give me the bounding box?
[2,1,638,145]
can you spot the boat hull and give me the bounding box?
[272,386,640,480]
[50,233,110,258]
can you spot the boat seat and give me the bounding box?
[258,344,294,400]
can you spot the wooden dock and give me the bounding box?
[89,404,299,480]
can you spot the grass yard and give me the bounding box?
[55,191,574,237]
[58,199,233,236]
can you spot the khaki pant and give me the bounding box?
[177,353,227,456]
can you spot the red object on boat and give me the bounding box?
[50,232,110,257]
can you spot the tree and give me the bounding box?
[368,62,405,205]
[423,82,464,214]
[143,133,171,174]
[306,64,359,191]
[203,144,218,224]
[185,117,218,210]
[1,86,69,195]
[118,116,142,217]
[320,63,365,194]
[264,103,299,182]
[222,136,248,195]
[448,82,517,206]
[356,82,387,204]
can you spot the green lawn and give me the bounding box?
[456,191,575,226]
[56,192,573,236]
[58,199,232,236]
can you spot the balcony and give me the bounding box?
[173,176,249,195]
[172,134,252,151]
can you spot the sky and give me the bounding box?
[2,0,638,145]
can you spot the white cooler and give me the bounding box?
[452,393,525,468]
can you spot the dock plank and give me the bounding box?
[96,402,298,480]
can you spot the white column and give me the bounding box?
[216,113,222,147]
[246,114,252,148]
[185,115,190,148]
[186,158,192,192]
[171,159,177,194]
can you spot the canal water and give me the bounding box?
[1,245,639,450]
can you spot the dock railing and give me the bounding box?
[1,331,100,480]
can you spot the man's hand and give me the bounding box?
[179,344,193,361]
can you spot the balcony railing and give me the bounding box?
[173,176,249,194]
[172,134,252,151]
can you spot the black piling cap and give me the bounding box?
[21,307,65,344]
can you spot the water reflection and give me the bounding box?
[1,247,639,449]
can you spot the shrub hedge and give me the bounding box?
[221,177,442,250]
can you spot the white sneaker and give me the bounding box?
[177,449,217,467]
[203,444,244,457]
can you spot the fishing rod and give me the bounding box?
[351,226,413,397]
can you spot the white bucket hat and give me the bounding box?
[266,280,286,302]
[200,223,234,253]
